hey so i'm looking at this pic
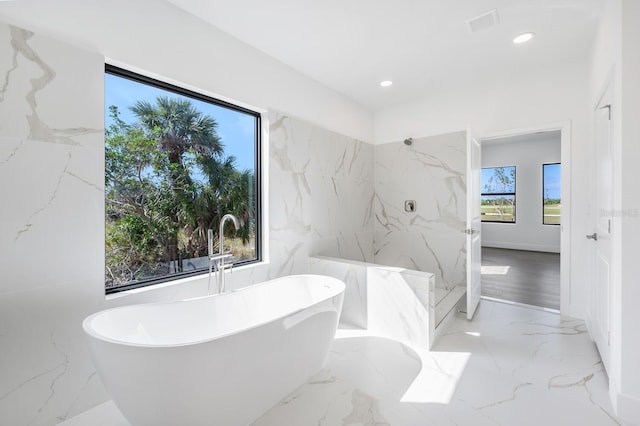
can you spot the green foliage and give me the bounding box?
[105,100,255,288]
[483,167,515,194]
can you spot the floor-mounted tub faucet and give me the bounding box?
[207,214,240,295]
[218,214,240,258]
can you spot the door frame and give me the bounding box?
[466,128,482,319]
[480,121,572,316]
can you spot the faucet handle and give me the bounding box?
[210,252,233,262]
[207,229,214,257]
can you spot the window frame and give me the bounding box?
[481,166,517,224]
[104,64,262,294]
[542,162,561,226]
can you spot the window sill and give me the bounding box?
[105,260,269,301]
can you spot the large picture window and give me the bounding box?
[105,65,261,293]
[543,163,561,225]
[481,166,516,223]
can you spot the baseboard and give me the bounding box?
[481,241,560,253]
[566,303,586,321]
[616,391,640,425]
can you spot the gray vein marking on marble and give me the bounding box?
[512,320,587,336]
[364,192,375,227]
[429,355,459,381]
[0,27,20,102]
[29,332,70,426]
[334,142,347,175]
[548,365,622,425]
[341,389,390,426]
[275,241,304,278]
[330,176,338,196]
[66,170,103,192]
[372,193,400,231]
[411,150,465,190]
[420,233,447,288]
[453,245,467,285]
[476,382,533,410]
[308,375,339,386]
[57,371,98,423]
[347,141,364,175]
[531,339,550,358]
[295,159,311,194]
[0,362,64,402]
[269,115,294,171]
[355,233,367,262]
[549,372,594,390]
[0,139,25,165]
[9,26,102,146]
[15,149,72,241]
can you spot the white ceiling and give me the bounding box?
[167,0,603,112]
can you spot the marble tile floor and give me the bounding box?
[60,299,621,426]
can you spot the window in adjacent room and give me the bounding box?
[543,163,561,225]
[481,166,516,223]
[104,65,261,293]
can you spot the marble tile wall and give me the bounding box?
[267,112,375,276]
[0,23,107,426]
[374,131,467,296]
[0,23,376,426]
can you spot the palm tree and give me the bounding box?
[131,96,223,186]
[130,96,225,268]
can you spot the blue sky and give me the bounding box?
[104,73,256,172]
[543,163,561,199]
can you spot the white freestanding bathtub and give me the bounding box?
[83,274,345,426]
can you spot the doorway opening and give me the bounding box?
[479,125,570,313]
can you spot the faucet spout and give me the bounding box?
[211,213,240,295]
[218,213,240,256]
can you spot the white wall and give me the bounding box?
[589,0,640,422]
[481,132,561,253]
[0,0,372,143]
[374,59,590,320]
[619,0,640,418]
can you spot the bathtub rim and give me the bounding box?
[83,274,345,348]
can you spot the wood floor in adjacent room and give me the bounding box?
[481,247,560,310]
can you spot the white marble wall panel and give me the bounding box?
[374,131,467,294]
[268,112,375,277]
[309,256,369,329]
[0,23,105,426]
[367,267,435,350]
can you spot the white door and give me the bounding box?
[590,85,613,372]
[467,130,482,319]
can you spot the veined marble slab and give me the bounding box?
[374,131,467,294]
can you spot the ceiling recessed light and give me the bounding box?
[380,80,393,87]
[513,32,535,44]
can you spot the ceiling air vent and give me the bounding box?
[466,9,500,33]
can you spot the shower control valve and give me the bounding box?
[405,200,416,212]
